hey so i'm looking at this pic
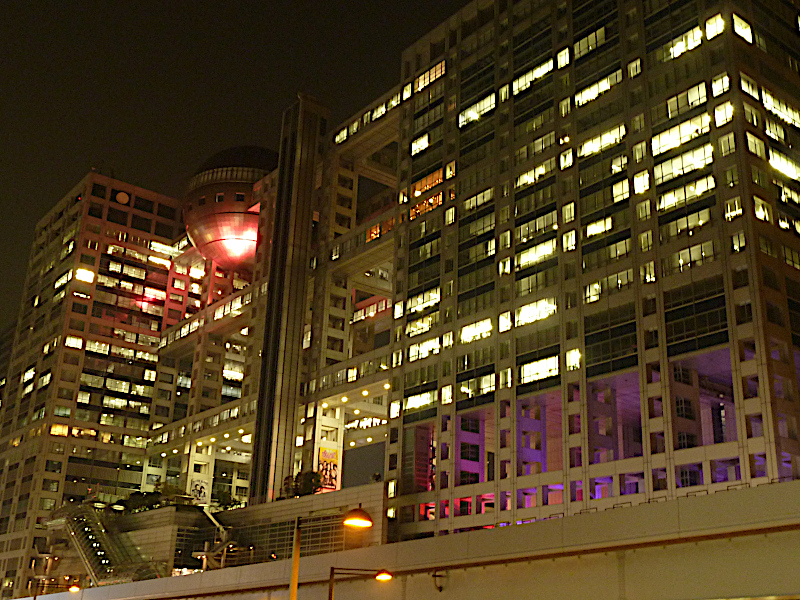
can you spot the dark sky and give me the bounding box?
[0,0,467,328]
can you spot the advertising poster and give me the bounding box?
[319,447,339,489]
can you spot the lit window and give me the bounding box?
[459,93,496,127]
[460,319,493,344]
[732,14,753,43]
[557,47,570,68]
[578,123,626,157]
[630,142,646,166]
[725,197,743,221]
[711,72,730,97]
[407,287,440,313]
[575,70,622,107]
[463,188,493,212]
[762,89,800,129]
[639,230,653,252]
[404,391,435,410]
[414,61,445,92]
[445,207,456,225]
[408,337,441,362]
[499,84,509,102]
[499,311,512,332]
[731,231,746,253]
[746,132,765,159]
[562,230,576,251]
[634,171,650,194]
[585,216,612,238]
[706,13,724,39]
[719,132,736,157]
[640,261,656,283]
[516,238,557,269]
[754,197,772,223]
[658,174,716,212]
[637,199,651,221]
[766,120,786,143]
[519,355,559,383]
[516,157,556,188]
[512,59,554,95]
[651,114,711,156]
[770,149,800,181]
[653,145,714,185]
[574,27,606,59]
[64,336,83,349]
[560,149,573,170]
[562,202,575,223]
[658,26,703,62]
[743,103,759,127]
[441,385,453,405]
[559,98,571,117]
[714,102,734,127]
[627,58,641,78]
[740,73,759,98]
[74,268,95,283]
[565,349,581,371]
[411,134,429,156]
[516,298,557,326]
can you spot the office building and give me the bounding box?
[6,0,800,596]
[298,0,800,541]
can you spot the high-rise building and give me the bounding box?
[296,0,800,541]
[0,173,185,595]
[5,0,800,596]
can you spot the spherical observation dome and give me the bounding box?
[183,146,278,271]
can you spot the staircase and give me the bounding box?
[49,502,166,585]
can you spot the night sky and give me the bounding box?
[0,0,467,328]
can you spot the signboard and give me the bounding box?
[318,447,339,490]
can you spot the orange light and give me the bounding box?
[375,570,393,582]
[342,506,373,529]
[68,585,81,593]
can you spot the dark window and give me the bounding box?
[388,454,397,470]
[42,479,59,492]
[157,203,177,219]
[460,417,480,433]
[197,197,206,206]
[91,183,107,198]
[134,196,154,212]
[155,222,173,238]
[131,215,152,232]
[460,443,480,461]
[215,193,224,203]
[235,193,246,202]
[675,397,695,420]
[732,268,749,289]
[71,302,88,315]
[167,308,182,319]
[88,203,103,218]
[459,471,479,485]
[107,207,127,226]
[44,460,62,473]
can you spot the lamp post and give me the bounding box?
[288,505,375,600]
[327,567,392,600]
[31,582,81,600]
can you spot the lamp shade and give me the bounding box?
[342,506,373,529]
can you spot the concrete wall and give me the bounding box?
[32,480,800,600]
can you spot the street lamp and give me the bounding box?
[31,582,81,599]
[288,505,375,600]
[328,567,392,600]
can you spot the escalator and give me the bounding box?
[49,502,166,585]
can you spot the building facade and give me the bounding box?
[300,0,800,542]
[5,0,800,596]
